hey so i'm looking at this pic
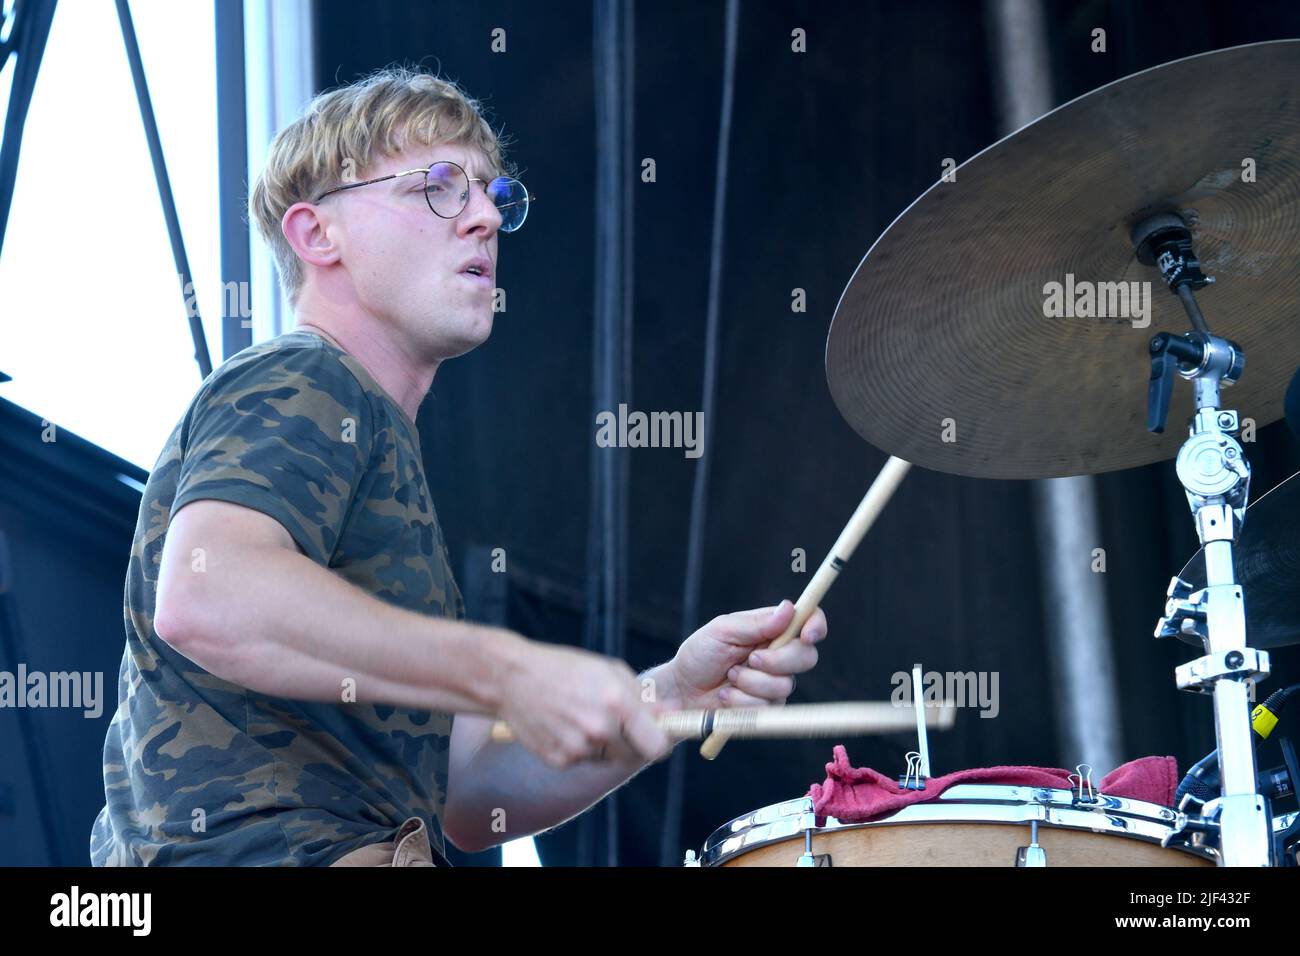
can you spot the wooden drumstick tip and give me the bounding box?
[699,731,729,760]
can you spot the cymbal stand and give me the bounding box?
[1137,213,1273,866]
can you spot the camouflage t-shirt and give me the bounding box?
[90,329,465,866]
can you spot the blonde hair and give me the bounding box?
[249,65,514,303]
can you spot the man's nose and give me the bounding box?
[458,183,503,237]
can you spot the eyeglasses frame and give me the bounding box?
[312,159,534,231]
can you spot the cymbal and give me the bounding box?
[1178,470,1300,649]
[826,40,1300,479]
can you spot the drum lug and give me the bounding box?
[795,824,832,866]
[1015,819,1048,867]
[682,849,701,867]
[1015,846,1047,867]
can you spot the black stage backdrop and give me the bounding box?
[313,0,1300,866]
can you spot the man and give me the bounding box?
[90,66,826,866]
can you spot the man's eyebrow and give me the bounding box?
[409,159,496,182]
[456,157,498,181]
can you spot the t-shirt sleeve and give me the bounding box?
[170,345,374,565]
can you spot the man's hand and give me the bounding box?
[496,641,671,769]
[443,604,825,852]
[659,601,826,712]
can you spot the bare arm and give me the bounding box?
[443,662,678,853]
[443,605,827,854]
[154,498,523,714]
[154,498,670,770]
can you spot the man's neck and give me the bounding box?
[292,291,438,425]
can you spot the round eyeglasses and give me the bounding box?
[313,160,534,233]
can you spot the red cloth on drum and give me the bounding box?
[808,746,1180,822]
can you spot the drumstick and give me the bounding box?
[700,455,913,760]
[489,700,954,745]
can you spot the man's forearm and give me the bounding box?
[445,662,679,852]
[157,541,524,715]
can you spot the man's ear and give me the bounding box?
[281,201,341,269]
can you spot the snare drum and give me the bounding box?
[695,785,1218,867]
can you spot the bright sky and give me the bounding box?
[0,0,223,470]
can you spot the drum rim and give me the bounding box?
[700,785,1218,866]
